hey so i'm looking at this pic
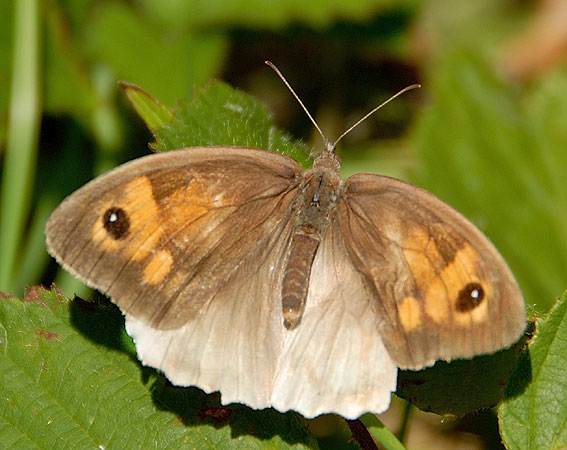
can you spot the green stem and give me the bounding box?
[0,0,41,292]
[360,413,407,450]
[396,402,413,444]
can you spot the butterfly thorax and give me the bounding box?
[281,156,343,330]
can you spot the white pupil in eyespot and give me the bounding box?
[471,289,480,299]
[109,213,118,223]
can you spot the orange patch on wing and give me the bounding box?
[404,240,491,326]
[143,249,174,285]
[402,224,430,253]
[160,180,214,228]
[452,244,492,325]
[403,249,435,288]
[91,173,240,267]
[121,177,165,260]
[160,176,239,240]
[434,243,490,325]
[89,176,164,258]
[398,296,422,331]
[404,248,451,323]
[402,247,450,324]
[424,278,450,323]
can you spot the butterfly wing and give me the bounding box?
[46,146,301,329]
[125,214,294,410]
[270,222,397,419]
[127,213,397,419]
[339,173,526,370]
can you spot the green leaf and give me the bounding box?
[150,81,312,167]
[499,293,567,450]
[0,288,318,449]
[139,0,399,28]
[396,335,525,416]
[43,5,96,116]
[84,2,228,106]
[120,82,173,130]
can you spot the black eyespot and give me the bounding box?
[456,282,485,312]
[102,207,130,240]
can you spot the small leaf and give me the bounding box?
[499,293,567,450]
[149,81,312,167]
[0,287,318,449]
[120,82,173,130]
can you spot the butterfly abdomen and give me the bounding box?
[281,166,343,330]
[281,227,320,329]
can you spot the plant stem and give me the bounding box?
[360,413,407,450]
[0,0,41,292]
[396,402,413,444]
[346,419,379,450]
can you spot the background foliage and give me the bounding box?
[1,0,566,448]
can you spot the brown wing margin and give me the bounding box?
[338,173,526,370]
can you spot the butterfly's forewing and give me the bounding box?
[46,147,302,329]
[339,173,526,370]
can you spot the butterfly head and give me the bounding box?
[313,141,341,171]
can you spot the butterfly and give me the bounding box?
[45,62,526,419]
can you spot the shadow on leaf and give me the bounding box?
[396,322,533,416]
[69,292,315,447]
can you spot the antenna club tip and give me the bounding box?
[404,83,421,92]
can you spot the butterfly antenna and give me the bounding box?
[266,61,421,152]
[265,61,331,151]
[332,83,421,148]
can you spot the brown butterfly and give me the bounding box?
[45,62,526,419]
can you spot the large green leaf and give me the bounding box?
[84,2,228,106]
[499,293,567,449]
[43,4,96,117]
[0,288,318,449]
